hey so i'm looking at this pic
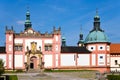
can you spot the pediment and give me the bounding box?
[15,28,53,38]
[24,28,37,34]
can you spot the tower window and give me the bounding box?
[89,46,95,51]
[107,46,110,51]
[98,45,105,50]
[100,47,103,49]
[115,60,118,65]
[91,47,93,49]
[100,56,103,59]
[9,36,12,41]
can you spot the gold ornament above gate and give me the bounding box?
[31,42,37,54]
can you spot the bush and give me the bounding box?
[0,59,5,76]
[15,69,23,72]
[9,75,18,80]
[107,75,120,80]
[0,75,9,80]
[44,69,52,72]
[0,76,4,80]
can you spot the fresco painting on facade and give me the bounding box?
[0,9,120,73]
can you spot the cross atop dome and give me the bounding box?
[94,8,99,18]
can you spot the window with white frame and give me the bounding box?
[100,56,103,59]
[115,60,118,65]
[9,35,12,41]
[98,45,105,50]
[9,45,12,51]
[88,45,95,51]
[107,46,110,51]
[14,44,23,51]
[98,54,105,65]
[56,45,58,51]
[44,44,52,51]
[91,47,93,49]
[56,36,58,41]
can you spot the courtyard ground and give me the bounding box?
[5,71,97,80]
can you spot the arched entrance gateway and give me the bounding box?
[25,42,44,71]
[30,56,37,69]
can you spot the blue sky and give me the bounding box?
[0,0,120,46]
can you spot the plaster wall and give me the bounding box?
[61,54,75,66]
[44,54,52,67]
[78,54,90,66]
[15,55,23,67]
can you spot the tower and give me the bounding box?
[62,36,66,47]
[53,27,61,68]
[85,10,110,73]
[77,27,84,47]
[90,9,103,32]
[5,27,14,70]
[24,9,32,30]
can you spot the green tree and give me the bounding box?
[0,59,4,76]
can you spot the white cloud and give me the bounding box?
[16,20,25,25]
[47,5,66,13]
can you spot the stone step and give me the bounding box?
[28,69,40,73]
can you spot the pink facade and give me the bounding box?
[0,10,119,73]
[5,27,61,70]
[4,30,110,73]
[85,43,110,72]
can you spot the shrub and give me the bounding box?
[44,69,52,72]
[107,75,120,80]
[16,69,23,72]
[0,59,5,76]
[9,75,18,80]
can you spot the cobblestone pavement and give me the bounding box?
[5,72,95,80]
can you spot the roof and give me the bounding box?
[85,11,110,44]
[110,43,120,53]
[0,47,6,53]
[61,46,91,53]
[85,30,109,43]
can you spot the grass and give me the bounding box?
[107,75,120,80]
[5,71,16,73]
[9,75,18,80]
[5,69,24,73]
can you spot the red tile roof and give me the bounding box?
[110,43,120,53]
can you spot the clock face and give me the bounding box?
[28,30,33,33]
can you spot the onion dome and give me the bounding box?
[78,27,84,46]
[85,10,109,43]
